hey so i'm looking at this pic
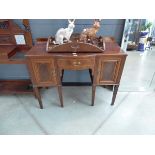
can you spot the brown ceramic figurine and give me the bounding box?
[79,19,101,42]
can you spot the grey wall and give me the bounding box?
[0,19,125,82]
[14,19,125,44]
[0,64,29,79]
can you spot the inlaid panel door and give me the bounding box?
[95,55,126,85]
[27,57,57,87]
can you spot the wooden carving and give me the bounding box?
[79,19,101,42]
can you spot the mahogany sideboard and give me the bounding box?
[26,42,127,109]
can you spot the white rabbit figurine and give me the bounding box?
[54,19,75,44]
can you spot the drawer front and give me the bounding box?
[57,58,95,70]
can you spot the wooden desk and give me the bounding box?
[0,20,34,95]
[26,42,127,109]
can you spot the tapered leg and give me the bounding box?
[33,87,43,109]
[57,85,64,107]
[111,85,119,106]
[61,70,64,82]
[89,69,93,83]
[91,85,96,106]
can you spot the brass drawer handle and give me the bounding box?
[73,61,81,66]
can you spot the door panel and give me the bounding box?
[29,58,57,86]
[96,56,122,85]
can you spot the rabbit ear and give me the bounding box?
[94,19,102,22]
[68,19,72,23]
[68,19,75,23]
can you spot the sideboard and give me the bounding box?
[26,41,127,109]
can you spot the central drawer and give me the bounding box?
[57,57,95,70]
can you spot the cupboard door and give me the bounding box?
[96,56,123,85]
[28,58,57,86]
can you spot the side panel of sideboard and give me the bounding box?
[95,54,127,85]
